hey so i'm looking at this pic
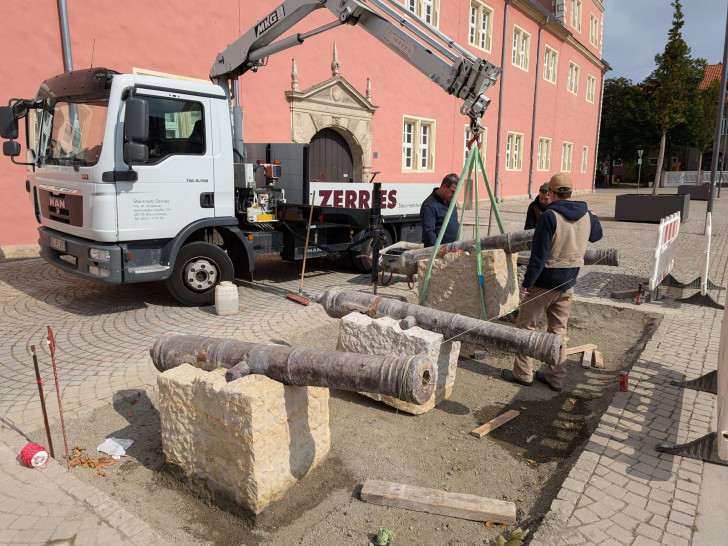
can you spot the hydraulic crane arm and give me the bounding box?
[211,0,501,127]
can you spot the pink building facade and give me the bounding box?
[0,0,606,248]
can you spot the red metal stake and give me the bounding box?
[47,326,70,470]
[30,345,55,459]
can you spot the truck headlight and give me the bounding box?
[89,248,111,262]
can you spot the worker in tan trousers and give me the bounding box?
[501,173,603,392]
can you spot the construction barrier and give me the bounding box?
[649,212,680,292]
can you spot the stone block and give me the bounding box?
[337,313,459,414]
[157,364,330,514]
[417,249,519,319]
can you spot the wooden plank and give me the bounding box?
[566,343,598,356]
[360,479,517,524]
[581,349,593,369]
[593,350,604,369]
[470,409,520,438]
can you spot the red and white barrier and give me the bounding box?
[649,212,681,292]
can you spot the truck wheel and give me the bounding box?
[167,242,234,306]
[351,230,392,273]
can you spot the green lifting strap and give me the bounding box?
[419,144,505,307]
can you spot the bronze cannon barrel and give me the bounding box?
[150,333,435,405]
[316,288,566,367]
[389,230,619,276]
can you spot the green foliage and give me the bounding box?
[376,526,396,545]
[492,527,530,546]
[690,78,722,153]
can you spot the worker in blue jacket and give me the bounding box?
[420,173,460,247]
[501,173,603,392]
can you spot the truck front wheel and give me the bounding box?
[167,242,234,306]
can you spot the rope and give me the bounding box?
[398,355,418,404]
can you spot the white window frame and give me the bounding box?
[586,74,596,103]
[537,137,551,171]
[613,159,622,167]
[511,26,530,71]
[570,0,582,32]
[561,141,573,172]
[464,125,488,168]
[590,14,599,47]
[581,146,588,173]
[649,158,658,166]
[543,46,558,84]
[402,115,436,172]
[671,156,679,164]
[568,62,580,95]
[468,1,493,52]
[505,131,524,171]
[406,0,440,27]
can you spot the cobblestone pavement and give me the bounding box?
[1,186,727,544]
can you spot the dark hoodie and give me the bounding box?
[522,199,603,291]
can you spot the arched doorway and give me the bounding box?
[309,128,354,182]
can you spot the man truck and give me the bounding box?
[0,0,500,305]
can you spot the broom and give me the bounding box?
[286,191,316,306]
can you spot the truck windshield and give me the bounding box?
[38,99,108,167]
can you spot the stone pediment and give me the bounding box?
[286,76,378,114]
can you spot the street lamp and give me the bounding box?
[637,149,644,193]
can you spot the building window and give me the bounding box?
[581,146,588,172]
[671,156,679,164]
[613,159,622,167]
[570,0,582,32]
[512,26,530,71]
[590,14,599,47]
[537,137,551,171]
[407,0,439,27]
[403,116,435,172]
[649,158,658,166]
[561,142,573,172]
[464,125,487,168]
[543,46,558,84]
[505,132,524,170]
[586,74,596,103]
[469,1,493,52]
[568,62,580,95]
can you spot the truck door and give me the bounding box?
[115,90,215,240]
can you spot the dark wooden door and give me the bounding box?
[309,128,354,182]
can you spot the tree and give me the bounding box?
[647,0,705,194]
[689,78,721,184]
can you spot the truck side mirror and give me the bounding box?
[124,98,149,141]
[124,141,149,163]
[124,97,149,165]
[0,106,19,139]
[3,140,21,157]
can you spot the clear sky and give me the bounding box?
[602,0,727,83]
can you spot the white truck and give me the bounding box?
[0,0,500,305]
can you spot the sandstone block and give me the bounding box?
[337,313,459,414]
[157,364,330,514]
[417,249,519,319]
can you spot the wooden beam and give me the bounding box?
[593,350,604,369]
[470,409,520,438]
[360,479,517,524]
[566,343,598,356]
[581,349,594,369]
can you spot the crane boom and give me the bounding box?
[211,0,501,127]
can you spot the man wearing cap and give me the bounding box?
[502,173,603,392]
[524,182,552,229]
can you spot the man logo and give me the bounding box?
[255,6,285,37]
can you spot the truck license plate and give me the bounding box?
[49,236,66,252]
[257,214,274,222]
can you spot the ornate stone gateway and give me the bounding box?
[285,44,378,183]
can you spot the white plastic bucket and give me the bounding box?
[215,281,239,315]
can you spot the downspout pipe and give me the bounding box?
[57,0,73,71]
[494,0,513,202]
[707,8,728,215]
[528,17,549,198]
[593,63,610,191]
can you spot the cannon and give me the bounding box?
[150,333,435,405]
[317,288,566,367]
